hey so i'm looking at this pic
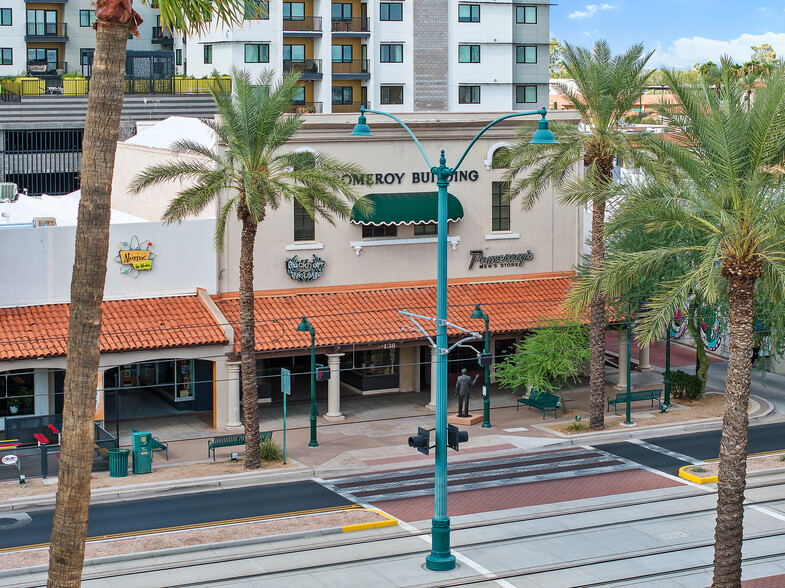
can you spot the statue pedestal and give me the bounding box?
[447,414,484,426]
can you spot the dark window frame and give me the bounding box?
[79,9,95,27]
[332,3,352,19]
[331,44,352,62]
[380,2,402,21]
[516,84,537,103]
[0,8,12,26]
[244,0,269,20]
[244,43,270,63]
[332,85,353,104]
[458,44,480,63]
[414,224,437,235]
[458,4,480,22]
[516,45,537,64]
[515,5,536,24]
[362,225,397,238]
[283,44,306,61]
[175,48,182,66]
[203,44,212,64]
[293,200,315,241]
[380,43,403,63]
[492,182,510,231]
[380,85,403,105]
[458,85,480,104]
[0,48,11,66]
[283,2,305,20]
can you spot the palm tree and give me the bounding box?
[131,69,368,468]
[568,64,785,587]
[48,2,243,586]
[499,40,657,430]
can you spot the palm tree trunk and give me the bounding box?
[47,20,128,588]
[712,272,756,587]
[239,204,261,469]
[588,196,607,430]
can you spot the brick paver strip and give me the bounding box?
[363,443,518,466]
[742,574,785,587]
[373,469,684,522]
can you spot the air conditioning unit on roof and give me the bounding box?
[0,183,17,201]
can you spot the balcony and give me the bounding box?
[283,16,322,35]
[331,17,370,36]
[25,22,68,42]
[289,101,323,114]
[151,26,174,44]
[331,101,369,113]
[283,59,322,80]
[27,61,67,76]
[331,59,370,79]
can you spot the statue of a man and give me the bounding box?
[455,368,479,417]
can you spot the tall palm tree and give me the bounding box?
[568,64,785,587]
[131,69,368,468]
[499,40,657,430]
[48,2,243,586]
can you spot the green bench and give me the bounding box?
[131,427,168,460]
[516,391,561,419]
[208,431,272,461]
[607,389,662,415]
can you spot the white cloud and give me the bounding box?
[653,32,785,69]
[568,4,617,19]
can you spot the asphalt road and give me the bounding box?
[0,480,354,550]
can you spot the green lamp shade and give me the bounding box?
[470,305,485,320]
[529,117,558,145]
[296,316,312,332]
[351,114,373,136]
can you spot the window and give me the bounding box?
[332,3,352,19]
[28,48,57,71]
[516,85,537,103]
[284,44,305,62]
[380,44,403,63]
[414,224,437,235]
[332,86,353,104]
[245,44,269,63]
[516,45,537,63]
[492,182,510,231]
[0,8,11,26]
[458,45,480,63]
[0,48,11,66]
[292,86,305,104]
[244,0,269,20]
[458,85,480,104]
[79,10,95,27]
[294,200,315,241]
[516,5,536,23]
[380,2,402,21]
[175,48,182,66]
[458,4,480,22]
[27,10,58,35]
[331,44,352,62]
[283,2,305,19]
[362,225,397,238]
[203,44,212,64]
[380,85,403,105]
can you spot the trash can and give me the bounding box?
[107,448,130,478]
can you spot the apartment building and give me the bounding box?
[183,0,551,112]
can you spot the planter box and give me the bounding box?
[63,77,87,95]
[15,77,44,96]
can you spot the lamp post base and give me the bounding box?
[425,517,455,571]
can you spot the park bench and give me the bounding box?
[48,424,61,444]
[208,431,272,461]
[516,391,561,419]
[0,439,20,451]
[34,433,49,446]
[131,427,168,460]
[607,389,662,415]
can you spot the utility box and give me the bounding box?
[131,431,152,474]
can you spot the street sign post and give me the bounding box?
[281,368,291,464]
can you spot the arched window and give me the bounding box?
[491,147,511,169]
[483,142,512,170]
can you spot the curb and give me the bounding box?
[0,508,398,582]
[678,451,785,485]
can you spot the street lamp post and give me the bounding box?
[470,304,491,428]
[351,107,556,571]
[296,316,318,447]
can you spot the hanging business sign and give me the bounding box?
[115,236,156,277]
[468,249,534,270]
[286,254,325,282]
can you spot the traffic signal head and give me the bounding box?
[447,424,469,451]
[315,365,331,382]
[408,427,430,455]
[478,352,493,368]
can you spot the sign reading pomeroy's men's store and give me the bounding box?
[469,249,534,270]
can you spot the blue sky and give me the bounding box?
[551,1,785,69]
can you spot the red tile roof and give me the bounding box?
[0,295,229,361]
[215,272,575,353]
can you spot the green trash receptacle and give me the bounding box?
[107,448,130,478]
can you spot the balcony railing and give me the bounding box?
[25,22,68,39]
[283,16,322,32]
[289,101,323,113]
[283,59,322,76]
[151,26,174,43]
[331,101,369,113]
[331,59,369,75]
[27,61,67,76]
[331,17,370,33]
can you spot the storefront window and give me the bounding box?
[175,360,195,401]
[343,348,399,375]
[1,370,35,417]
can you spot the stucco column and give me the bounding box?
[324,353,345,421]
[225,361,243,430]
[428,346,438,410]
[638,343,652,371]
[615,330,628,390]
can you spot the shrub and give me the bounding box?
[668,370,703,400]
[565,418,588,433]
[691,466,707,473]
[259,438,282,462]
[780,454,785,462]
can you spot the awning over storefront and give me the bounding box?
[350,192,464,226]
[214,272,575,353]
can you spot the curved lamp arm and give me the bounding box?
[360,107,435,170]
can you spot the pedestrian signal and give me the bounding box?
[408,427,431,455]
[447,424,469,451]
[315,365,331,382]
[478,352,493,367]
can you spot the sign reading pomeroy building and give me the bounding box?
[286,255,325,282]
[469,249,534,270]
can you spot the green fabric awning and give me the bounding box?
[350,192,464,226]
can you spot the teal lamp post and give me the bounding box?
[296,316,319,447]
[470,304,491,428]
[351,106,556,572]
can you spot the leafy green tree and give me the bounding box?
[549,38,566,78]
[568,63,785,587]
[499,40,659,431]
[132,69,368,469]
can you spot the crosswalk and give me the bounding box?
[321,447,636,504]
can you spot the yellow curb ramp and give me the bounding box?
[342,508,398,532]
[679,464,717,484]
